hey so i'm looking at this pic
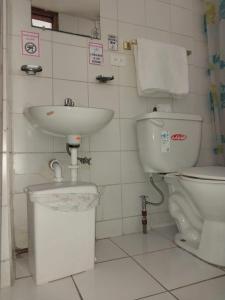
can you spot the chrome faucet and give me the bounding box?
[64,98,75,107]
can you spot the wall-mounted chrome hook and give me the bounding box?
[21,65,42,75]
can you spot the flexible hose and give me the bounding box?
[147,176,165,206]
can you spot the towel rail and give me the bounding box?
[123,39,192,56]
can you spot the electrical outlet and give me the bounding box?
[110,53,127,66]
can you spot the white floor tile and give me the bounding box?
[144,292,177,299]
[155,225,178,241]
[111,231,175,256]
[0,277,80,300]
[134,248,224,290]
[73,258,164,300]
[15,254,30,279]
[173,276,225,300]
[95,239,127,263]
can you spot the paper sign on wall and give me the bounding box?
[21,31,40,57]
[89,42,103,65]
[108,34,118,51]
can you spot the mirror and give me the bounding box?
[31,0,101,39]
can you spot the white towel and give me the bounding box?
[134,38,189,98]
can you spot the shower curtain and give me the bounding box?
[204,0,225,165]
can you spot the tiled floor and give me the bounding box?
[1,226,225,300]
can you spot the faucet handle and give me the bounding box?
[64,98,75,107]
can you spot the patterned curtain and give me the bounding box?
[204,0,225,165]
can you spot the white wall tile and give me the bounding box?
[119,86,148,118]
[52,31,87,47]
[12,75,52,113]
[171,33,194,65]
[100,18,118,49]
[173,93,210,122]
[13,114,53,153]
[171,0,192,10]
[97,185,122,220]
[192,40,208,68]
[121,151,145,183]
[192,12,206,42]
[13,193,28,248]
[146,0,171,31]
[118,22,147,50]
[90,152,121,185]
[13,174,48,194]
[122,182,149,217]
[197,148,216,166]
[96,219,122,239]
[122,178,169,217]
[88,50,119,85]
[100,0,118,20]
[146,28,171,44]
[53,79,88,106]
[89,83,120,117]
[13,153,53,175]
[118,0,146,25]
[201,122,214,150]
[189,66,209,95]
[53,43,87,81]
[0,260,11,288]
[150,211,174,228]
[122,216,148,234]
[120,118,137,150]
[171,6,193,36]
[119,54,137,87]
[90,119,120,151]
[1,206,11,261]
[10,36,52,78]
[192,0,204,14]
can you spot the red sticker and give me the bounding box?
[171,134,187,141]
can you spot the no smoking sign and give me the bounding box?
[21,31,40,57]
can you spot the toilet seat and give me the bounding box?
[178,166,225,181]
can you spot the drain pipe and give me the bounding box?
[49,159,63,182]
[140,175,165,234]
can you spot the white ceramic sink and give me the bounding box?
[25,106,114,137]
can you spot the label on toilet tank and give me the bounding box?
[160,131,170,153]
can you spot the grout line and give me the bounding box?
[170,273,225,292]
[71,275,84,300]
[96,256,128,265]
[174,243,225,274]
[109,237,170,292]
[131,245,177,258]
[134,290,177,300]
[109,235,225,297]
[15,275,32,281]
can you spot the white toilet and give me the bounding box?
[136,111,225,266]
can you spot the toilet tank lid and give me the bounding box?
[136,112,202,122]
[179,166,225,181]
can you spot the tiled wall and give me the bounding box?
[8,0,214,249]
[1,0,13,288]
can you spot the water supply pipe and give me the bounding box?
[140,175,165,234]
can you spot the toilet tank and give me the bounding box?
[136,112,202,174]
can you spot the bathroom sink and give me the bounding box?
[24,106,114,137]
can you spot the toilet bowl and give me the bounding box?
[166,166,225,266]
[136,112,225,266]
